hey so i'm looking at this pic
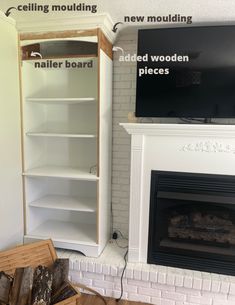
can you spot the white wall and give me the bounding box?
[0,13,24,249]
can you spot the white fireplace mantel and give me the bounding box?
[121,123,235,263]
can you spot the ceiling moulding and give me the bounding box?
[0,11,16,26]
[16,13,116,43]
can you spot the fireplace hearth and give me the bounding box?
[148,171,235,275]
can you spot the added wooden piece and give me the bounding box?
[52,259,69,294]
[9,267,34,305]
[20,29,98,41]
[21,43,40,60]
[98,30,113,60]
[51,282,76,304]
[0,271,12,304]
[31,266,53,305]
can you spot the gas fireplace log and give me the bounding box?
[0,271,12,304]
[51,259,69,294]
[31,266,53,305]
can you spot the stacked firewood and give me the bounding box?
[0,259,77,305]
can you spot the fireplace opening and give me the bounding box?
[148,171,235,275]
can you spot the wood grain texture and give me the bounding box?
[80,295,151,305]
[20,29,98,41]
[98,29,113,60]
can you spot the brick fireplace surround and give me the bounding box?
[60,123,235,305]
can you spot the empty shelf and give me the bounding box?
[23,166,98,181]
[27,220,97,245]
[26,132,97,138]
[29,195,96,212]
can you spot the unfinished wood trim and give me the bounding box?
[20,29,98,41]
[96,32,101,245]
[17,34,26,235]
[23,54,98,61]
[98,29,113,60]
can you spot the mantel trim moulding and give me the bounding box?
[120,123,235,138]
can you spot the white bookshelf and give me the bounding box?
[21,33,112,257]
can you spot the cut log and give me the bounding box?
[51,282,76,304]
[31,266,53,305]
[9,267,34,305]
[52,259,69,294]
[9,268,24,305]
[17,267,34,305]
[0,271,12,304]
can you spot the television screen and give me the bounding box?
[136,26,235,118]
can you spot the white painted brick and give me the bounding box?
[75,277,92,287]
[93,280,114,289]
[220,280,230,294]
[92,287,105,296]
[104,275,114,282]
[152,283,176,292]
[102,264,110,275]
[211,280,221,293]
[128,279,151,288]
[114,277,127,284]
[80,261,88,272]
[73,261,80,271]
[152,298,175,305]
[158,272,167,284]
[113,81,132,89]
[83,272,104,281]
[187,295,212,305]
[214,301,235,305]
[88,262,95,273]
[184,276,193,288]
[202,278,211,291]
[175,274,184,287]
[138,287,161,297]
[128,293,151,303]
[111,290,128,300]
[150,270,158,282]
[133,269,142,280]
[114,283,137,293]
[176,287,201,296]
[141,269,149,281]
[166,273,175,286]
[162,291,186,301]
[229,282,235,295]
[193,277,202,290]
[70,271,82,283]
[201,291,227,300]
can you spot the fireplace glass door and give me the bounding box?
[148,171,235,275]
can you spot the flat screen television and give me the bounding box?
[136,26,235,118]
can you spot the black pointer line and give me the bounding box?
[112,22,124,33]
[5,7,17,17]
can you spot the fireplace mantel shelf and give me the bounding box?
[121,123,235,137]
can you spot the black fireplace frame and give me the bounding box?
[148,170,235,275]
